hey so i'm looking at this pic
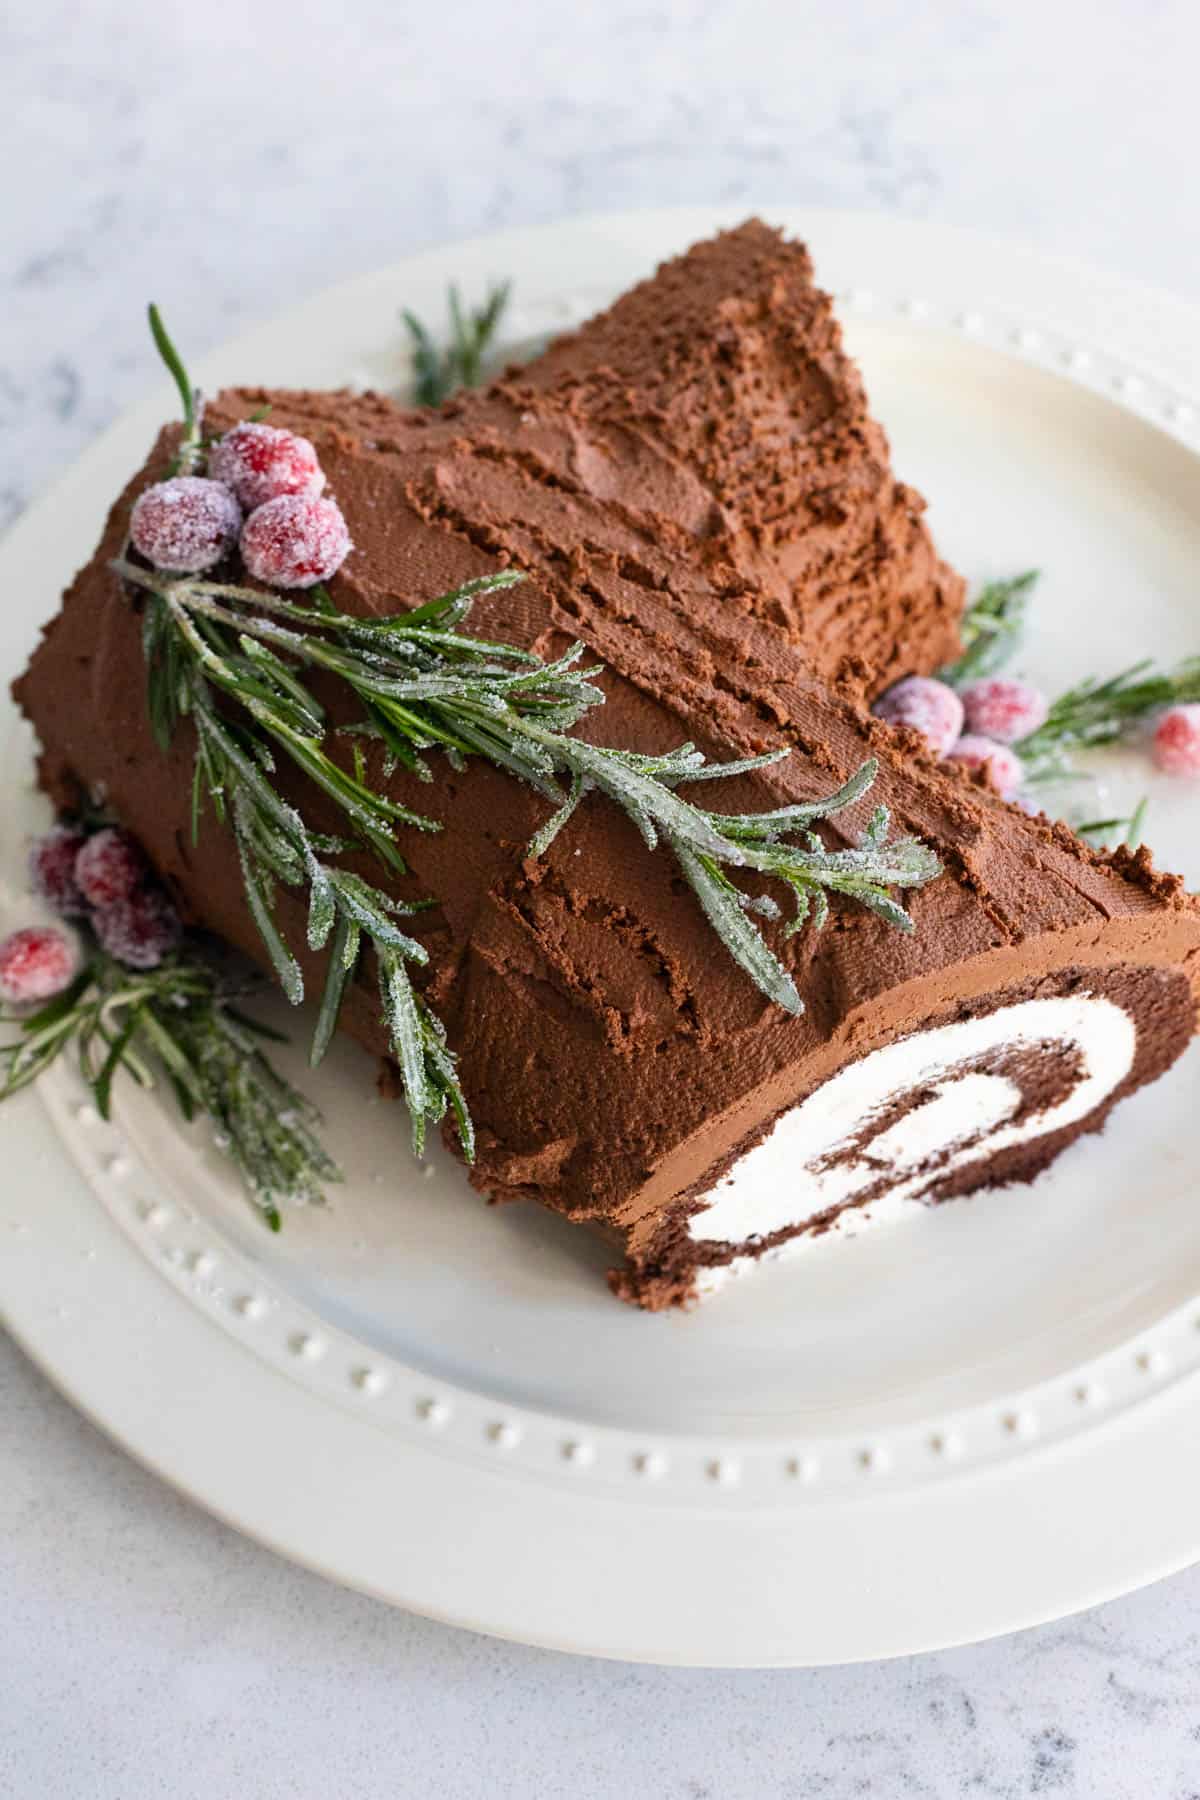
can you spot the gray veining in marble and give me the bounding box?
[5,1,1200,1793]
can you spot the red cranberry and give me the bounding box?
[1152,704,1200,776]
[959,677,1049,745]
[0,926,80,1004]
[129,476,242,573]
[28,824,88,917]
[209,421,326,511]
[93,887,182,971]
[872,676,965,757]
[74,828,146,909]
[240,493,351,589]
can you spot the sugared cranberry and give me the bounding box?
[872,676,964,757]
[1152,704,1200,776]
[129,476,242,573]
[209,421,326,511]
[0,926,80,1004]
[74,828,146,909]
[28,824,88,917]
[948,734,1024,800]
[93,887,182,970]
[959,677,1049,744]
[240,493,351,589]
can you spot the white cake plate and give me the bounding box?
[4,206,1200,1666]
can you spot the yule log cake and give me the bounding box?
[16,226,1200,1308]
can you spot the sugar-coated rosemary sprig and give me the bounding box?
[938,570,1040,686]
[1017,657,1200,780]
[113,557,479,1159]
[113,562,942,1021]
[403,281,512,406]
[0,950,337,1227]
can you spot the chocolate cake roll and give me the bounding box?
[17,369,1200,1308]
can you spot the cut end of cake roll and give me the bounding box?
[610,958,1197,1309]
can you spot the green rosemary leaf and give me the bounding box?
[238,637,326,735]
[422,1010,474,1160]
[709,759,879,840]
[848,887,919,933]
[1125,794,1149,849]
[325,869,429,960]
[1075,794,1150,850]
[223,1005,289,1044]
[674,845,802,1015]
[663,748,790,788]
[378,948,432,1155]
[148,304,196,440]
[310,913,354,1067]
[276,722,436,837]
[148,305,204,474]
[396,570,526,629]
[190,754,206,844]
[166,1067,197,1121]
[940,571,1040,686]
[404,282,512,406]
[526,771,588,858]
[235,828,305,1004]
[93,1006,145,1120]
[402,309,444,409]
[305,858,337,952]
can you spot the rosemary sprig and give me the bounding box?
[114,557,477,1159]
[1017,657,1200,778]
[0,951,337,1226]
[114,563,942,1023]
[403,281,512,406]
[939,570,1039,686]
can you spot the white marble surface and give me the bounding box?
[5,0,1200,1792]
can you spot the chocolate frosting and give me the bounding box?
[14,222,1200,1305]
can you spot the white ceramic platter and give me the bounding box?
[4,207,1200,1667]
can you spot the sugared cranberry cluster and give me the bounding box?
[872,673,1036,800]
[1,824,183,1006]
[874,666,1200,802]
[129,420,350,589]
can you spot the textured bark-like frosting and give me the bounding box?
[518,221,965,689]
[14,225,1200,1307]
[492,220,965,691]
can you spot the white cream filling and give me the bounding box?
[689,993,1136,1249]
